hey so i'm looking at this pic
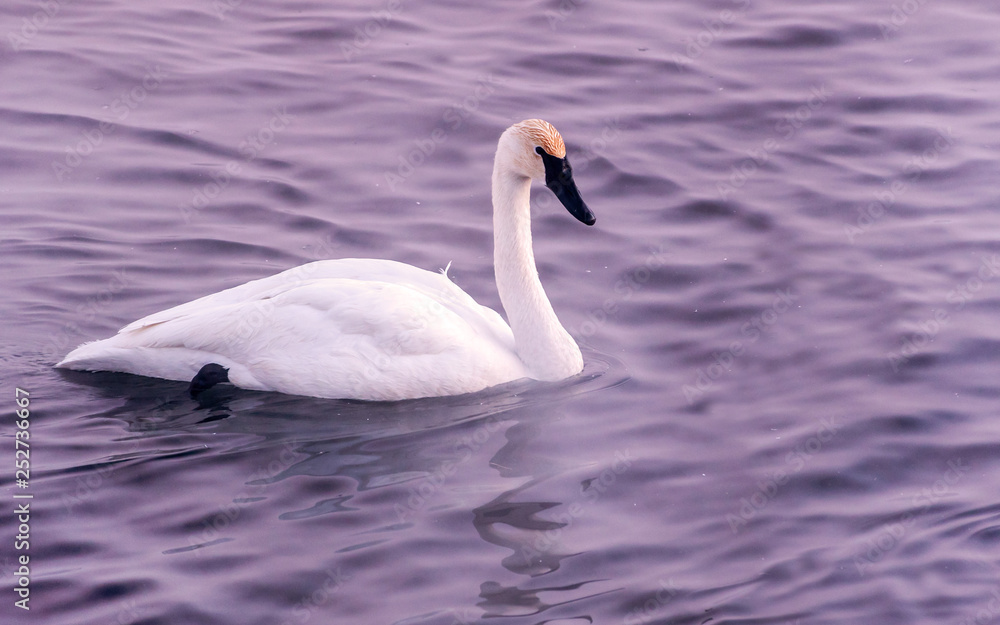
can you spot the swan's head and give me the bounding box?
[499,119,596,226]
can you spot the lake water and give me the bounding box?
[2,0,1000,623]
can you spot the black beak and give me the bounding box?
[537,148,596,226]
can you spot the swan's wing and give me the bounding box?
[119,259,511,345]
[116,279,465,354]
[115,259,398,333]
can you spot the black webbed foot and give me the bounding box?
[189,363,230,398]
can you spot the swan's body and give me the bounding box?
[57,119,596,401]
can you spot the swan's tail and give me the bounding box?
[56,340,112,370]
[56,339,212,384]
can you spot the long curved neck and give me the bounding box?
[492,161,583,380]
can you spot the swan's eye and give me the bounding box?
[534,146,544,156]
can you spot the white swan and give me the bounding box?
[57,119,596,401]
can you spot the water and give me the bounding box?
[2,0,1000,623]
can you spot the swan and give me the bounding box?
[57,119,597,401]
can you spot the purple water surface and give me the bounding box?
[2,1,1000,623]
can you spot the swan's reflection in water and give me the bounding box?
[473,420,624,619]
